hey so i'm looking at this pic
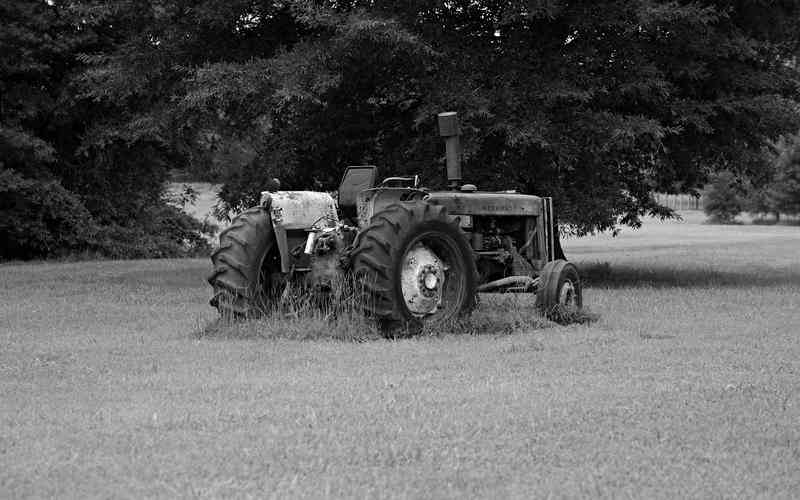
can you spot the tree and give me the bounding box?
[161,1,800,231]
[745,131,800,220]
[371,0,800,232]
[40,1,800,242]
[0,0,209,259]
[703,171,744,223]
[771,130,800,216]
[0,0,97,257]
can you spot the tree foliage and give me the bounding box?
[0,0,209,259]
[703,170,744,223]
[86,0,796,232]
[2,1,800,258]
[0,169,95,256]
[770,131,800,216]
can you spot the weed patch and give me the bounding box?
[198,277,382,341]
[541,304,601,325]
[200,290,582,340]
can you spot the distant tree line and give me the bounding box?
[2,0,800,259]
[705,130,800,223]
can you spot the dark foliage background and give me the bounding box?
[2,0,799,258]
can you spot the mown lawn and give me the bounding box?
[2,213,799,498]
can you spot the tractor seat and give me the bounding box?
[338,165,377,219]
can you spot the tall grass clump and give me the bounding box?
[198,270,595,341]
[198,273,383,341]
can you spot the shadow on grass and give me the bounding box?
[751,218,800,226]
[578,261,800,289]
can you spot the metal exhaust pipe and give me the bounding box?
[437,112,462,190]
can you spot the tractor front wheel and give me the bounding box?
[350,201,477,335]
[537,259,582,323]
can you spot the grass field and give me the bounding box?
[2,212,799,498]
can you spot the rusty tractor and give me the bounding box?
[208,112,582,332]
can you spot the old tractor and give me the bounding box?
[208,112,582,332]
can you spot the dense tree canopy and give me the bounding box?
[94,0,799,232]
[0,0,209,258]
[2,0,800,257]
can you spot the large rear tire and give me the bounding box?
[350,201,477,335]
[207,206,278,318]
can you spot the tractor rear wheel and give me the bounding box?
[207,206,279,318]
[537,259,582,323]
[350,201,477,334]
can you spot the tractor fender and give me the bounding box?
[260,191,339,273]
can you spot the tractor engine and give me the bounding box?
[306,225,356,294]
[471,216,535,284]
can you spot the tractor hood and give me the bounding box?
[426,191,545,217]
[260,191,339,230]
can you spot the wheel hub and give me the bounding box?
[423,271,438,290]
[559,280,576,307]
[402,244,445,316]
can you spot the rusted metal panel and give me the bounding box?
[261,191,338,272]
[262,191,338,230]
